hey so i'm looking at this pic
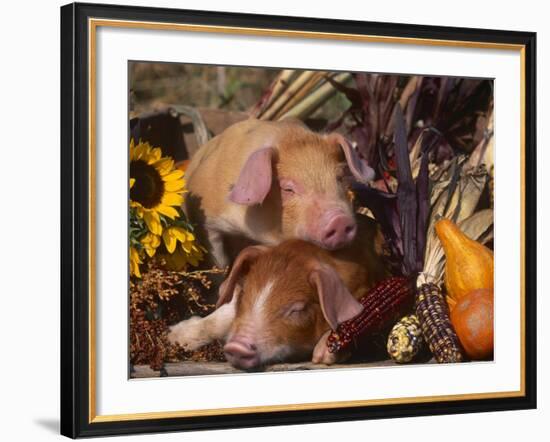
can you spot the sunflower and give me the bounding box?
[140,232,161,258]
[161,227,206,269]
[162,246,206,270]
[129,246,143,278]
[129,139,186,236]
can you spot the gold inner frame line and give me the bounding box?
[88,17,527,424]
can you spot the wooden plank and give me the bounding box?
[130,365,161,378]
[131,358,436,378]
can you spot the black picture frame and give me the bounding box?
[61,2,537,438]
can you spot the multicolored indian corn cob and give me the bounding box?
[415,282,464,363]
[327,276,414,353]
[387,314,424,363]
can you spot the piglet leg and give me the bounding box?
[311,330,351,365]
[167,295,237,351]
[206,228,229,268]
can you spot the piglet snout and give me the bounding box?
[224,336,260,370]
[320,213,356,250]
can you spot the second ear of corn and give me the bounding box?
[415,283,464,363]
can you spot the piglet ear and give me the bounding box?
[309,262,364,330]
[229,147,275,205]
[217,245,269,308]
[327,133,375,184]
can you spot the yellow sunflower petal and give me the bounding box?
[154,158,175,175]
[129,178,135,189]
[147,147,162,165]
[141,232,161,258]
[162,229,177,253]
[162,170,185,182]
[168,227,187,242]
[161,192,184,207]
[131,262,141,278]
[140,233,160,257]
[143,210,162,235]
[164,179,186,192]
[141,232,161,248]
[151,234,161,248]
[155,204,179,219]
[130,247,142,277]
[130,246,142,263]
[144,246,156,258]
[134,143,148,161]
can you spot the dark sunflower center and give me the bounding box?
[130,160,164,208]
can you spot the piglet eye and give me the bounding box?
[279,179,296,195]
[286,301,306,317]
[280,183,294,193]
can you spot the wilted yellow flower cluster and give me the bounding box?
[129,140,205,277]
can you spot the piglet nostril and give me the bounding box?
[345,223,357,239]
[224,339,260,369]
[321,215,357,248]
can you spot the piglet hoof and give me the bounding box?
[311,330,350,365]
[311,330,337,365]
[167,317,209,351]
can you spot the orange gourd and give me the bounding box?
[450,289,494,360]
[435,219,494,309]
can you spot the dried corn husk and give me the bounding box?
[251,69,296,118]
[423,157,489,269]
[466,109,494,171]
[279,73,352,121]
[261,71,317,120]
[273,72,326,119]
[383,76,423,138]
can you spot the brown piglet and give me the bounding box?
[184,118,374,267]
[168,218,387,370]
